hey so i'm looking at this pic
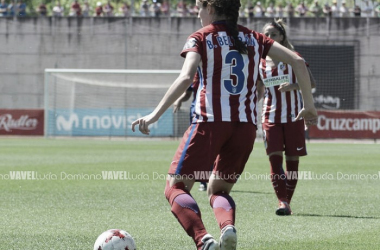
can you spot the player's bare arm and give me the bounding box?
[278,67,316,92]
[173,89,192,113]
[278,82,297,92]
[131,52,200,135]
[308,67,317,89]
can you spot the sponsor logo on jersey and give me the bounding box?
[262,75,290,88]
[183,38,197,50]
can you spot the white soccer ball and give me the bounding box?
[93,229,136,250]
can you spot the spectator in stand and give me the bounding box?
[119,2,130,17]
[17,0,27,16]
[266,2,276,17]
[52,2,64,16]
[140,0,149,16]
[276,3,284,17]
[239,3,245,17]
[323,3,332,17]
[362,1,373,17]
[254,1,264,17]
[151,0,161,17]
[192,4,199,16]
[331,0,339,17]
[339,0,350,17]
[160,0,169,16]
[375,3,380,17]
[82,1,91,16]
[37,2,48,16]
[103,0,114,16]
[352,5,361,17]
[176,0,187,17]
[95,2,103,16]
[7,2,13,16]
[187,3,198,16]
[246,2,254,18]
[0,0,8,16]
[285,2,295,17]
[310,0,322,17]
[296,1,308,17]
[70,0,82,16]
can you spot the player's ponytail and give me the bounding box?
[208,0,248,54]
[225,0,247,54]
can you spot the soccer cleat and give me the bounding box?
[275,201,292,216]
[199,182,207,191]
[201,234,220,250]
[219,225,237,250]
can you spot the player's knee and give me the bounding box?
[164,181,187,205]
[285,155,299,161]
[269,151,283,158]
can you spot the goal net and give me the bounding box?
[44,69,265,139]
[44,69,193,138]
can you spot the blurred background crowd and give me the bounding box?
[0,0,379,18]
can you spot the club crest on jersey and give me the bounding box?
[279,63,286,71]
[183,38,197,50]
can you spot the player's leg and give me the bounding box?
[208,122,256,250]
[165,123,220,250]
[268,151,292,216]
[285,155,299,204]
[208,176,236,250]
[268,151,288,203]
[208,176,235,230]
[263,123,290,215]
[283,120,307,206]
[165,176,216,250]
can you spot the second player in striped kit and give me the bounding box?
[257,19,317,216]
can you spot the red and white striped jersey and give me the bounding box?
[259,53,307,124]
[180,21,273,125]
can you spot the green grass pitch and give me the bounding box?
[0,138,379,250]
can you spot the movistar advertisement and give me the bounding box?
[48,108,173,137]
[0,109,44,135]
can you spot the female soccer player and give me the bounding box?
[257,19,316,216]
[132,1,317,249]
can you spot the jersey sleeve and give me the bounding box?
[258,33,274,59]
[180,32,203,58]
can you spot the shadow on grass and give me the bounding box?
[295,213,380,219]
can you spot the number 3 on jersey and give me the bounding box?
[223,50,246,95]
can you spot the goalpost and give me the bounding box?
[44,69,191,138]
